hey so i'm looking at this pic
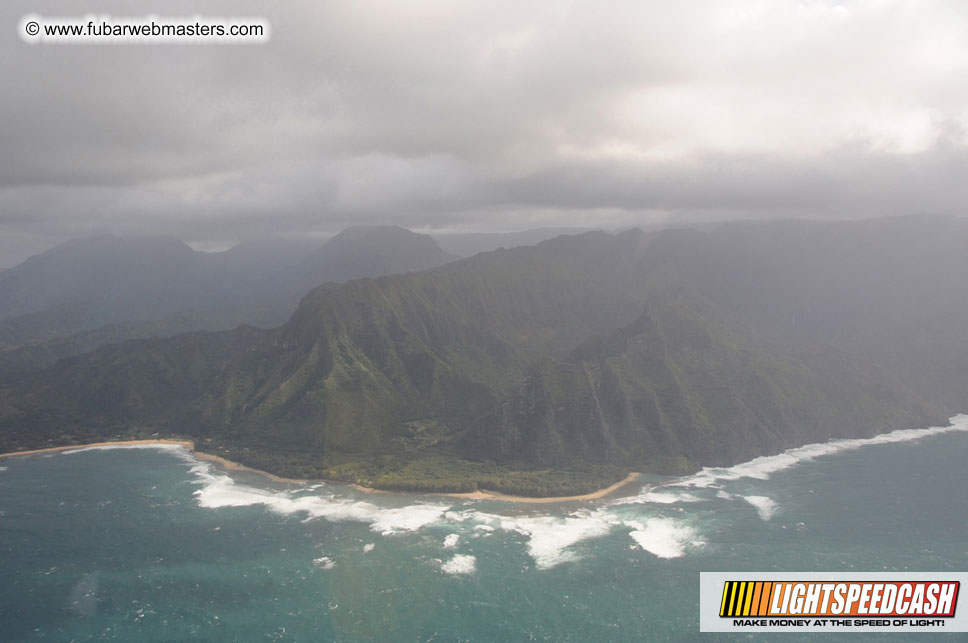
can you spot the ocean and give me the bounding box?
[1,415,966,642]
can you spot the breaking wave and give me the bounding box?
[189,461,450,536]
[440,554,476,575]
[672,414,968,489]
[611,489,703,506]
[443,534,460,549]
[742,495,777,521]
[624,517,700,559]
[46,414,966,571]
[62,443,189,455]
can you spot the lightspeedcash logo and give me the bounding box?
[719,580,958,618]
[700,573,967,633]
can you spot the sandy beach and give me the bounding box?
[351,471,643,503]
[0,440,304,484]
[440,472,642,503]
[0,439,196,459]
[0,439,642,502]
[190,451,306,483]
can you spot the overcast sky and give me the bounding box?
[2,0,967,265]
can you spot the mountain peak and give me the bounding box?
[288,226,458,292]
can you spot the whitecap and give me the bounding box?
[742,495,777,521]
[625,518,697,559]
[672,414,968,488]
[611,489,703,506]
[368,505,450,536]
[443,533,460,549]
[61,443,189,455]
[498,511,615,570]
[363,543,375,553]
[440,554,476,575]
[313,556,335,569]
[187,455,449,535]
[442,510,474,523]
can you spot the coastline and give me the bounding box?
[440,472,642,503]
[351,471,644,503]
[190,451,306,484]
[448,471,642,503]
[0,440,304,484]
[0,439,196,459]
[0,439,643,503]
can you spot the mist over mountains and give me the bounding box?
[432,228,591,258]
[0,226,488,372]
[1,216,964,494]
[0,226,590,376]
[0,226,458,331]
[0,226,579,349]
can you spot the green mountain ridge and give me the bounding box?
[0,218,962,495]
[0,226,460,373]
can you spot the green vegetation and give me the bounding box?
[0,226,459,375]
[321,450,627,496]
[1,219,964,496]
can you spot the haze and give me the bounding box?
[2,0,968,265]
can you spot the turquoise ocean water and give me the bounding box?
[1,415,966,642]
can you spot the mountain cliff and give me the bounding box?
[0,226,460,372]
[1,218,963,495]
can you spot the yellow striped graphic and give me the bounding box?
[749,582,762,615]
[722,581,735,616]
[721,581,772,617]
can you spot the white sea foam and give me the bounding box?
[61,443,190,455]
[0,466,7,472]
[188,457,449,535]
[611,489,703,506]
[498,512,615,570]
[443,534,460,549]
[313,556,335,569]
[58,416,967,570]
[625,518,698,559]
[442,510,471,523]
[673,414,968,488]
[440,554,476,575]
[743,495,777,521]
[368,505,452,535]
[363,543,375,553]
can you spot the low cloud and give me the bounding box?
[2,0,967,264]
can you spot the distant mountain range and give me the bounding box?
[0,226,458,330]
[0,226,466,370]
[1,216,964,495]
[432,227,591,258]
[0,226,580,369]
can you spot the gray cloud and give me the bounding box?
[2,0,967,265]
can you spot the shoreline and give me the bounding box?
[437,471,642,503]
[0,439,644,503]
[0,440,304,484]
[190,451,306,484]
[0,439,196,459]
[348,472,643,503]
